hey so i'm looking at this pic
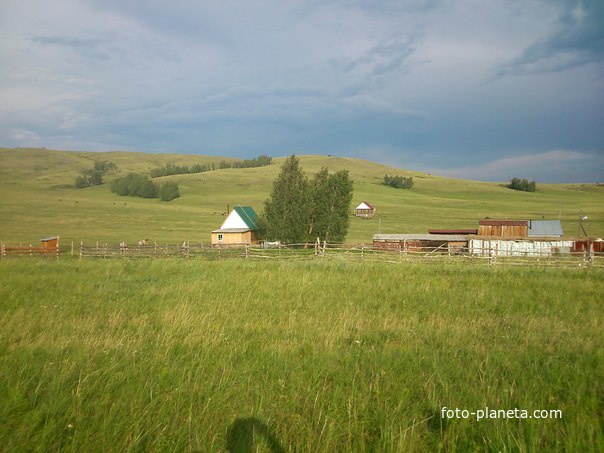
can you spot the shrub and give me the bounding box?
[75,161,117,189]
[384,174,414,189]
[111,173,159,199]
[508,177,536,192]
[159,182,180,201]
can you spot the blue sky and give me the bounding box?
[0,0,602,182]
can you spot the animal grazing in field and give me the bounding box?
[138,239,149,246]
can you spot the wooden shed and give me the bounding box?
[40,236,60,251]
[355,201,376,218]
[211,206,258,246]
[478,220,528,237]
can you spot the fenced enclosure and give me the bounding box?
[3,239,600,268]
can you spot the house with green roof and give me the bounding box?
[211,206,259,245]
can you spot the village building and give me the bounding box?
[211,206,258,246]
[354,201,376,218]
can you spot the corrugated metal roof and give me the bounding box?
[373,234,468,241]
[528,220,563,237]
[234,206,258,230]
[40,236,59,241]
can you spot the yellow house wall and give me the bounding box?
[211,231,258,245]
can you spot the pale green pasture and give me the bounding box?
[1,148,602,244]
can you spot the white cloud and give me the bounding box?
[433,150,603,183]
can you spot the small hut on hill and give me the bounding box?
[354,201,376,218]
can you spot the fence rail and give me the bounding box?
[2,240,600,268]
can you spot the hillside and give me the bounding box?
[1,147,602,244]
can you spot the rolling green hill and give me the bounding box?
[1,147,602,244]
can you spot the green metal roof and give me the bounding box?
[234,206,258,230]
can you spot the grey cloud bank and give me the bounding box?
[0,0,602,182]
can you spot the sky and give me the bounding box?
[0,0,603,182]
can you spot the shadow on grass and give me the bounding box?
[225,417,285,453]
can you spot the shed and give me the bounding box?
[211,206,258,246]
[373,233,468,253]
[355,201,376,218]
[40,236,59,250]
[478,220,528,237]
[528,220,563,237]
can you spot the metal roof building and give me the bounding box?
[527,220,563,237]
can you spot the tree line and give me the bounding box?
[260,156,353,244]
[150,155,272,178]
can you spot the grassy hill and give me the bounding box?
[1,147,603,244]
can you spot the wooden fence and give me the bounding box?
[0,241,604,268]
[0,241,60,258]
[2,240,602,268]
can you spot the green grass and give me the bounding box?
[0,259,602,451]
[1,147,603,244]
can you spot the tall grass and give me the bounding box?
[0,259,602,451]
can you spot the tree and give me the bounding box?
[263,155,310,243]
[308,168,353,243]
[137,179,159,198]
[508,177,536,192]
[159,182,180,201]
[75,160,117,188]
[384,174,413,189]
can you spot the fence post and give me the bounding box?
[1,241,4,260]
[361,243,364,260]
[80,241,84,258]
[154,241,157,259]
[71,241,74,256]
[245,244,249,259]
[30,243,33,256]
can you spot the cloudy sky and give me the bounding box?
[0,0,602,182]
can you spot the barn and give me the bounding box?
[477,219,529,237]
[211,206,258,246]
[471,219,569,256]
[355,201,376,218]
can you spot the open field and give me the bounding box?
[0,259,602,451]
[1,147,603,245]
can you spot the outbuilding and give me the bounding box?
[355,201,376,218]
[211,206,258,246]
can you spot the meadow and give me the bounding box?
[1,148,603,245]
[0,258,602,451]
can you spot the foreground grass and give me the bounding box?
[0,259,602,451]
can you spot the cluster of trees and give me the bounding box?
[111,173,180,201]
[508,178,536,192]
[261,156,353,243]
[384,174,414,189]
[75,161,118,188]
[149,155,272,178]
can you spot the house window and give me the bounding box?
[218,234,223,241]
